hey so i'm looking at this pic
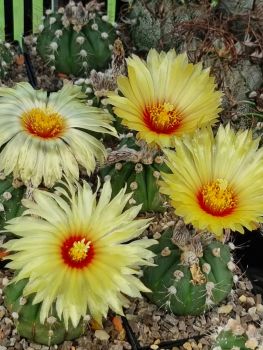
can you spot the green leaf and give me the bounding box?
[32,0,44,33]
[0,0,5,40]
[107,0,116,24]
[13,0,24,45]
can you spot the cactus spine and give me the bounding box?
[36,1,117,76]
[141,221,234,315]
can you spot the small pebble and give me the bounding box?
[94,329,110,341]
[183,342,192,350]
[246,297,255,306]
[239,295,247,303]
[153,232,161,240]
[218,304,233,314]
[4,317,13,325]
[245,338,258,349]
[150,345,159,350]
[248,307,259,321]
[29,344,41,350]
[0,305,6,319]
[2,277,9,286]
[256,303,263,316]
[178,320,187,331]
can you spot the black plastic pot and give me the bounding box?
[233,228,263,295]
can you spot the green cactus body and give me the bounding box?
[100,136,169,212]
[213,330,249,350]
[36,3,117,76]
[4,279,84,345]
[0,41,14,79]
[0,175,26,229]
[141,227,234,315]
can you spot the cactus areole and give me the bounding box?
[142,225,234,315]
[36,2,117,76]
[4,279,84,345]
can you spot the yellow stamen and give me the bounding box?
[199,179,237,216]
[145,102,181,133]
[69,238,91,262]
[21,107,66,139]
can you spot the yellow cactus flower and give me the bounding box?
[3,179,156,328]
[160,125,263,237]
[108,49,222,148]
[0,82,116,187]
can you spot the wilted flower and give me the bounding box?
[160,125,263,237]
[0,82,116,187]
[108,49,222,148]
[4,179,156,328]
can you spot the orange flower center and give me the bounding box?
[143,102,182,134]
[197,179,237,217]
[61,235,95,269]
[21,107,66,139]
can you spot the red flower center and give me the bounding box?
[61,235,95,269]
[197,179,237,217]
[143,102,182,134]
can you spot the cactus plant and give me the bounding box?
[125,0,206,52]
[36,1,118,76]
[0,40,14,79]
[212,318,263,349]
[125,0,176,52]
[4,278,85,346]
[213,330,250,350]
[141,221,234,315]
[100,135,169,212]
[0,174,26,230]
